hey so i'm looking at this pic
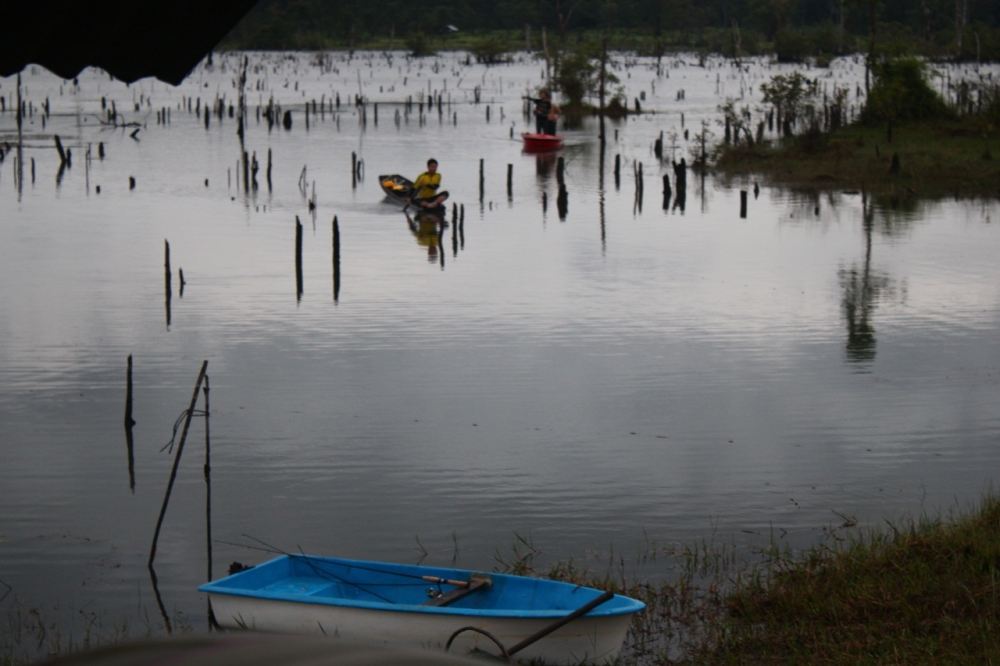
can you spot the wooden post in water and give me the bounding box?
[148,360,209,568]
[478,159,484,202]
[295,216,304,301]
[124,354,136,493]
[267,148,273,191]
[507,163,513,199]
[351,152,357,189]
[124,354,136,428]
[164,240,172,327]
[54,135,68,167]
[332,216,341,302]
[613,154,620,189]
[16,73,23,193]
[241,150,249,193]
[740,190,748,218]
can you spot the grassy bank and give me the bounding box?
[699,494,1000,664]
[714,117,1000,199]
[523,495,1000,663]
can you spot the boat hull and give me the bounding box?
[209,593,633,664]
[200,554,642,664]
[379,173,414,204]
[522,132,563,152]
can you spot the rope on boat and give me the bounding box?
[235,535,393,603]
[445,589,616,661]
[231,535,476,589]
[445,626,512,663]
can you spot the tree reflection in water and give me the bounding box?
[838,190,908,365]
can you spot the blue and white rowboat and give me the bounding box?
[199,554,644,664]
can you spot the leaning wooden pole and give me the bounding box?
[148,360,209,569]
[203,375,216,628]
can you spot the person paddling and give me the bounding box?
[526,89,559,135]
[410,158,449,209]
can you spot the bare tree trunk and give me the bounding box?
[865,0,877,96]
[542,27,551,83]
[598,36,607,144]
[839,0,846,54]
[955,0,967,56]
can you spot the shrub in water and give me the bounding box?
[861,58,953,125]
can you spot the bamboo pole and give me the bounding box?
[148,361,209,568]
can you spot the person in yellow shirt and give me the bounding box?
[410,158,449,210]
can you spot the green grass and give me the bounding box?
[714,116,1000,199]
[498,496,1000,664]
[699,495,1000,664]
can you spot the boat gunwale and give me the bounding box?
[199,554,645,620]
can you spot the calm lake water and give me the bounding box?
[2,51,999,652]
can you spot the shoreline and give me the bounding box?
[713,118,1000,200]
[6,495,999,664]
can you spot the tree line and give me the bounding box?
[222,0,1000,60]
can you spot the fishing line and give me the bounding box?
[229,535,471,595]
[160,408,208,454]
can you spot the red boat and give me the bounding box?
[522,132,563,152]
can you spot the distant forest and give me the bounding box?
[222,0,1000,59]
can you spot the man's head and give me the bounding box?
[427,158,438,173]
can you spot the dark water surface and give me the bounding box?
[2,52,999,646]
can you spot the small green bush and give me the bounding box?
[774,29,810,63]
[470,35,509,64]
[861,58,954,125]
[405,32,433,57]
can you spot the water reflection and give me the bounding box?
[838,190,907,365]
[406,209,447,265]
[598,145,607,252]
[534,153,556,181]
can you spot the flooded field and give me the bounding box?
[2,50,999,652]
